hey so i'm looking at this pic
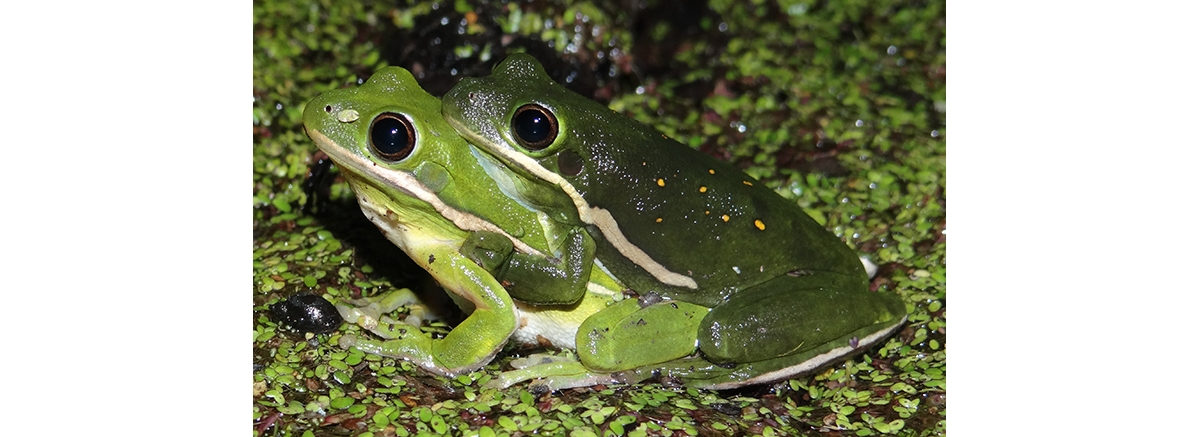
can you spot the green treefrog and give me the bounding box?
[440,54,909,389]
[302,67,624,377]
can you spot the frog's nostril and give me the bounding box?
[324,105,333,113]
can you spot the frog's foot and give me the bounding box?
[527,373,633,393]
[460,230,515,274]
[337,332,446,377]
[337,306,428,339]
[507,353,578,370]
[336,288,435,339]
[487,354,637,391]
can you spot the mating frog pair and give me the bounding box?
[301,54,907,390]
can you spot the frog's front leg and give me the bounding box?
[460,227,595,306]
[340,245,517,377]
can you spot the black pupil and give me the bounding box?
[371,116,412,159]
[514,108,552,147]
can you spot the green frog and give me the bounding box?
[302,67,622,378]
[440,54,909,389]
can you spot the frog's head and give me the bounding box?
[443,54,660,196]
[302,67,456,203]
[301,67,544,256]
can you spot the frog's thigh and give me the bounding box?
[698,272,903,363]
[575,298,708,372]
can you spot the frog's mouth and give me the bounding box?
[306,127,544,257]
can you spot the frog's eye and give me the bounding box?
[369,113,417,161]
[512,104,558,151]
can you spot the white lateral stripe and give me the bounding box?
[310,128,543,257]
[450,123,698,289]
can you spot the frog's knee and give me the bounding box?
[697,313,802,364]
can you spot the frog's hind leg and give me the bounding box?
[695,271,907,382]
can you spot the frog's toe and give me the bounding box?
[337,334,360,349]
[336,303,383,329]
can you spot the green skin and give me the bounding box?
[302,67,622,378]
[442,54,909,389]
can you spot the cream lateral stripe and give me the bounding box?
[309,129,544,257]
[450,123,698,289]
[587,207,697,289]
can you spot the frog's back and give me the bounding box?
[563,106,865,304]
